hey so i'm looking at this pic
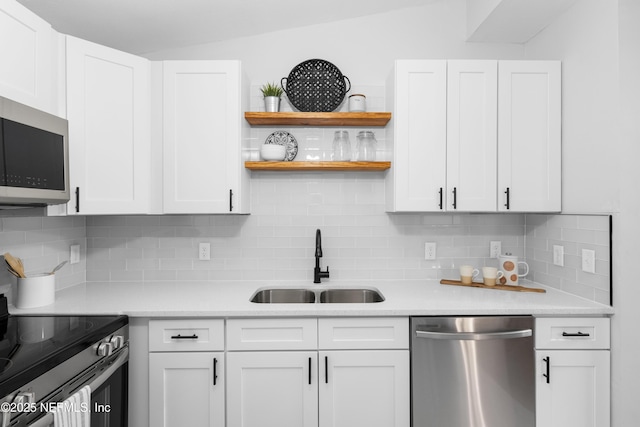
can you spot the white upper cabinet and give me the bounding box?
[498,61,561,212]
[161,60,248,214]
[0,0,63,116]
[385,60,447,212]
[388,59,561,213]
[447,60,498,211]
[65,36,151,215]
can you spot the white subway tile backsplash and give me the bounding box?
[525,214,611,304]
[0,179,611,306]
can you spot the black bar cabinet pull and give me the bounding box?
[170,334,199,340]
[229,189,233,212]
[308,357,312,385]
[543,356,550,384]
[452,187,457,209]
[562,331,590,337]
[505,187,510,209]
[438,187,443,210]
[75,187,80,213]
[213,358,218,385]
[325,356,328,384]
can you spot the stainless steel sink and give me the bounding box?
[250,288,316,304]
[250,287,385,304]
[319,288,385,303]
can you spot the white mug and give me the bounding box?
[482,267,504,287]
[459,265,480,285]
[497,254,529,286]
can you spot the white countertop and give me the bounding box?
[8,279,614,317]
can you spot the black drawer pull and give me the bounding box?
[562,331,590,337]
[170,334,199,340]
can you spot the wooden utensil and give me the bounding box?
[440,279,546,293]
[4,252,25,278]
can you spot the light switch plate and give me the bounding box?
[581,249,595,273]
[70,244,80,264]
[490,241,501,258]
[553,245,564,267]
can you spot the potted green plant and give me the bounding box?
[260,82,284,112]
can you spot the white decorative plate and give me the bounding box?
[265,131,298,161]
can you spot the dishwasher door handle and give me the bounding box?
[416,329,532,340]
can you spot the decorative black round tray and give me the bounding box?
[281,59,351,112]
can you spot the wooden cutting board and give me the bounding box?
[440,279,546,293]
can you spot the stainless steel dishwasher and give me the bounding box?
[411,316,535,427]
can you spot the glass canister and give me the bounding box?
[332,130,352,161]
[355,130,377,161]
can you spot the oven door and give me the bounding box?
[25,347,128,427]
[91,351,128,427]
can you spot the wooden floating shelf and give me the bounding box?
[244,112,391,127]
[245,161,391,171]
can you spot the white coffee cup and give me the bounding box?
[482,266,505,287]
[497,254,529,286]
[460,265,480,284]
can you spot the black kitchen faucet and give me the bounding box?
[314,229,330,283]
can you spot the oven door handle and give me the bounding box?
[23,347,129,427]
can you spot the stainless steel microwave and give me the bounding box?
[0,96,69,206]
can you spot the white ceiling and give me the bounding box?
[17,0,440,55]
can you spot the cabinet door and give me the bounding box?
[227,351,318,427]
[149,352,224,427]
[446,60,498,211]
[536,350,610,427]
[319,350,410,427]
[387,60,447,212]
[66,36,151,214]
[498,61,561,212]
[162,60,241,213]
[0,0,61,115]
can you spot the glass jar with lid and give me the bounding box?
[332,130,352,161]
[355,130,377,161]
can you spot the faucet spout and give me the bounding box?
[315,229,323,258]
[313,229,329,283]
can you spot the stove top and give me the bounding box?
[0,311,128,396]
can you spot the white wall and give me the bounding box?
[144,0,524,84]
[614,0,640,424]
[525,0,637,425]
[524,0,620,214]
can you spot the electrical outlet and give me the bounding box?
[490,241,501,258]
[581,249,595,273]
[425,242,437,260]
[553,245,564,267]
[70,244,80,264]
[199,243,211,261]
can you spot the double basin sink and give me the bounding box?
[250,287,385,304]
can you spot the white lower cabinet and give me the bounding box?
[319,350,409,427]
[148,319,225,427]
[226,351,319,427]
[149,352,225,427]
[226,317,410,427]
[535,317,611,427]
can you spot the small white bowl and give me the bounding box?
[260,144,286,161]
